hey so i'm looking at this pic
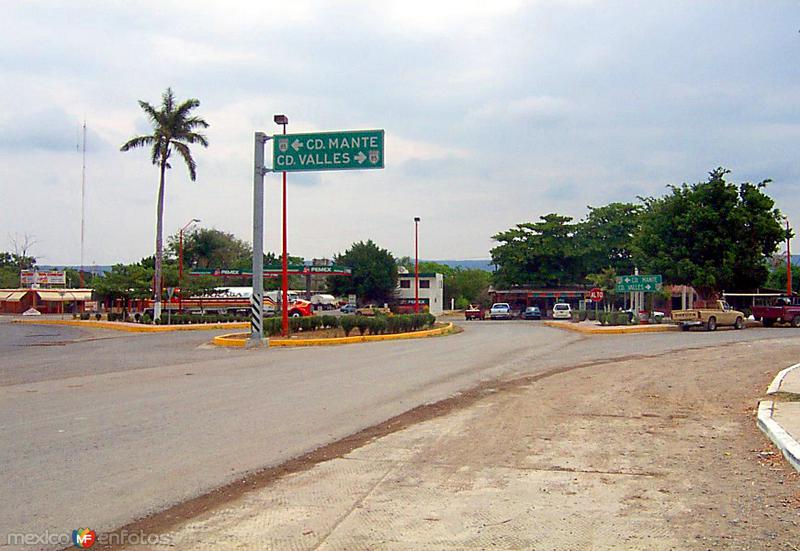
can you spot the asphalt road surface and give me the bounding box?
[2,317,799,548]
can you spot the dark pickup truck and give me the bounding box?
[752,297,800,327]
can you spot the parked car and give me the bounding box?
[465,304,486,320]
[339,303,357,314]
[489,303,512,320]
[522,306,542,320]
[552,303,572,320]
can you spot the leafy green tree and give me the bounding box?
[0,250,37,288]
[491,214,582,287]
[166,227,251,269]
[766,264,800,294]
[634,168,785,298]
[327,240,397,304]
[120,88,209,320]
[93,263,153,301]
[577,203,641,276]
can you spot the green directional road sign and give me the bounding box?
[615,274,663,293]
[273,129,384,172]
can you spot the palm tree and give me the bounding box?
[121,88,209,321]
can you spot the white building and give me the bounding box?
[396,272,444,315]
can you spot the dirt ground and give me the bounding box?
[116,337,800,550]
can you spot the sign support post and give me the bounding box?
[249,132,269,347]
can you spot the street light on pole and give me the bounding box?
[179,218,201,313]
[414,217,420,313]
[274,114,290,337]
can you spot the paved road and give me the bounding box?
[2,318,800,547]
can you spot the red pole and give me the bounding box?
[281,122,289,337]
[787,218,792,296]
[179,229,184,314]
[414,217,419,313]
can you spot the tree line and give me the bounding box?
[491,168,787,298]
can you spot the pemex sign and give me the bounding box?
[273,129,384,172]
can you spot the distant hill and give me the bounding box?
[39,265,113,274]
[429,260,494,272]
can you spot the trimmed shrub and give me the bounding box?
[370,316,387,335]
[355,315,369,336]
[424,313,436,328]
[340,315,357,336]
[321,315,338,329]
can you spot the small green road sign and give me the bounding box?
[273,129,385,172]
[616,274,663,293]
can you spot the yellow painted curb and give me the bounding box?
[212,322,456,348]
[544,320,677,335]
[14,319,249,333]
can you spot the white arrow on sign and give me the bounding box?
[291,139,302,152]
[355,151,367,164]
[624,277,631,283]
[645,284,652,290]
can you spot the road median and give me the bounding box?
[13,318,249,333]
[213,322,456,348]
[544,320,677,334]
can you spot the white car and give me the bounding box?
[489,302,512,320]
[552,303,572,319]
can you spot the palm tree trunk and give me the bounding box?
[154,161,166,321]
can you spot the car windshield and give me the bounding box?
[492,304,509,309]
[554,304,569,310]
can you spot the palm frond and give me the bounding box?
[162,88,176,115]
[120,135,155,152]
[179,132,209,147]
[173,142,197,181]
[182,116,209,131]
[137,101,162,127]
[174,98,201,120]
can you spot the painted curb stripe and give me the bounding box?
[13,319,249,333]
[543,321,675,335]
[212,323,455,348]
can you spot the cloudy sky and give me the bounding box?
[2,1,799,265]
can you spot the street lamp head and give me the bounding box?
[414,217,420,222]
[274,114,288,125]
[192,218,201,223]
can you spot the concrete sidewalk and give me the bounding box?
[115,339,800,550]
[759,363,800,472]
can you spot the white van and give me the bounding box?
[552,303,572,319]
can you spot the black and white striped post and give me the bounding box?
[249,132,270,347]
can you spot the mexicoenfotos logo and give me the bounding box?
[72,528,96,548]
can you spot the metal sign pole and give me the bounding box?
[249,132,268,346]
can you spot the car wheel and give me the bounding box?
[290,311,302,318]
[680,324,689,331]
[763,318,774,327]
[734,316,744,330]
[706,317,717,331]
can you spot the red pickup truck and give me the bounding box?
[752,297,800,327]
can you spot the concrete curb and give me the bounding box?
[212,322,455,348]
[544,320,677,335]
[767,362,800,395]
[757,400,800,473]
[13,318,249,333]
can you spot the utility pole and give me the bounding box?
[80,120,86,287]
[249,132,268,346]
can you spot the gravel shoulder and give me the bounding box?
[116,337,800,550]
